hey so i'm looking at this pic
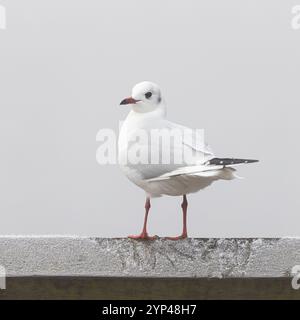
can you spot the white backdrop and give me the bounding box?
[0,0,299,237]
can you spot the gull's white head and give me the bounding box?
[120,81,162,113]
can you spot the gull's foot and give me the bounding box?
[165,234,188,240]
[128,232,158,240]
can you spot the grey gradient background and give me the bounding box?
[0,0,299,237]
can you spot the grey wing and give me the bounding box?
[164,120,214,164]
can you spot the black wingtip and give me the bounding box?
[208,158,259,166]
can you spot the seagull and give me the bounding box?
[118,81,258,240]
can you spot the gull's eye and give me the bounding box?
[145,92,152,99]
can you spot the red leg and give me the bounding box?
[166,195,188,240]
[128,197,158,240]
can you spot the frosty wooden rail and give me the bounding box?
[0,237,299,299]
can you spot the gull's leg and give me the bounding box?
[128,197,157,240]
[166,195,188,240]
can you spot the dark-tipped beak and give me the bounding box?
[120,97,139,105]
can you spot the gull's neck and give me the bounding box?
[126,102,166,125]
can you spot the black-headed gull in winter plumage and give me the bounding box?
[118,81,258,240]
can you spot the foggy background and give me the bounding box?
[0,0,299,237]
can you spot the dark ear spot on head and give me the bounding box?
[145,91,152,99]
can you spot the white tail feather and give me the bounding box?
[146,165,242,182]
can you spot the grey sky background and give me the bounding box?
[0,0,299,237]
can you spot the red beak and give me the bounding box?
[120,97,140,105]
